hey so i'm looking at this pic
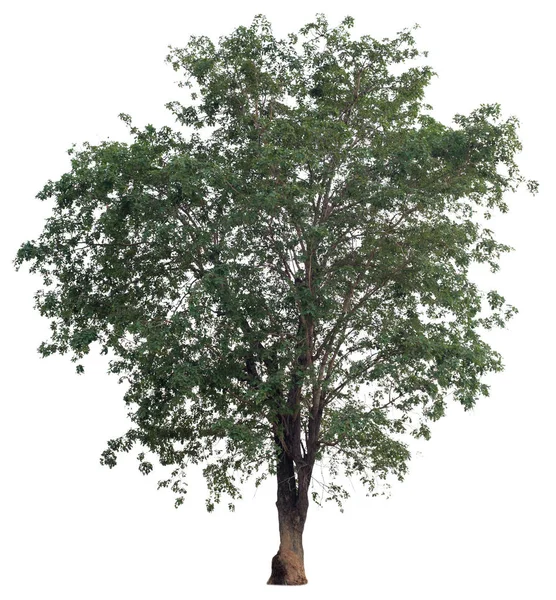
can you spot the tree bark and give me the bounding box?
[267,439,309,585]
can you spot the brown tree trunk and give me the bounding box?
[267,439,309,585]
[267,504,308,585]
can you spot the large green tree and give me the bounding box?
[15,14,536,585]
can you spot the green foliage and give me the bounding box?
[15,14,536,511]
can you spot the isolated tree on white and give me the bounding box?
[15,14,536,585]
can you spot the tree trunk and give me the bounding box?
[267,440,309,585]
[267,498,308,585]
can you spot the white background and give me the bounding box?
[1,1,554,598]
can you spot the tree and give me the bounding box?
[14,14,536,585]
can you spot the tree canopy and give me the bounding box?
[15,13,536,584]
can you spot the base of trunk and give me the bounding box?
[267,550,308,585]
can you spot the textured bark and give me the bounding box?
[267,318,323,585]
[267,438,309,585]
[267,522,307,585]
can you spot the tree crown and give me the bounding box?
[15,14,537,511]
